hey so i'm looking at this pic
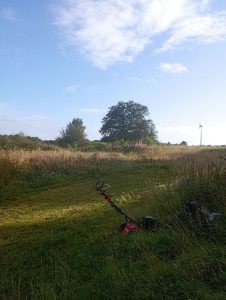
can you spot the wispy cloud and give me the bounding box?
[159,11,226,52]
[127,77,158,83]
[65,84,79,92]
[52,0,226,68]
[66,106,106,113]
[160,63,188,73]
[1,7,18,22]
[146,78,158,84]
[76,108,106,113]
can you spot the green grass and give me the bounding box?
[0,148,225,299]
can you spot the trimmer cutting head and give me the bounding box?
[95,179,160,235]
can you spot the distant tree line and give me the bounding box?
[4,101,193,151]
[0,101,159,150]
[57,101,158,147]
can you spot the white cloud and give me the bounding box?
[52,0,226,68]
[159,12,226,52]
[160,63,188,73]
[65,84,79,92]
[1,7,18,22]
[0,103,60,140]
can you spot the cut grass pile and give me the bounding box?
[0,146,225,299]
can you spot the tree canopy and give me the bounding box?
[99,101,158,143]
[58,118,87,146]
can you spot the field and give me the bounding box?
[0,146,225,299]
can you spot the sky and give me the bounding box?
[1,0,226,146]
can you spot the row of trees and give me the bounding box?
[0,101,190,149]
[57,101,158,146]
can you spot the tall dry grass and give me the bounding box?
[1,145,225,163]
[0,146,225,198]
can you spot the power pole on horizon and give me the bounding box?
[199,124,203,146]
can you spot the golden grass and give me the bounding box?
[1,145,225,164]
[0,148,127,164]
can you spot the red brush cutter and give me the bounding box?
[96,180,159,235]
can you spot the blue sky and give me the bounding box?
[1,0,226,145]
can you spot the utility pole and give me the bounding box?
[199,124,203,146]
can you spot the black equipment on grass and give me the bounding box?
[96,180,160,235]
[141,216,159,232]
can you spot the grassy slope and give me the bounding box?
[0,150,225,299]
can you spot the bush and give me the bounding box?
[142,137,156,146]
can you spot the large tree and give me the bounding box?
[99,101,158,142]
[59,118,87,146]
